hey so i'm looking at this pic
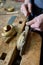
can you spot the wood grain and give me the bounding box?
[20,32,42,65]
[0,14,26,65]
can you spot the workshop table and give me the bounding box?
[0,1,42,65]
[0,14,26,65]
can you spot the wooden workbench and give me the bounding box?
[0,1,22,15]
[0,14,42,65]
[0,1,42,65]
[20,31,42,65]
[0,14,26,65]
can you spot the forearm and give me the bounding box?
[24,0,31,4]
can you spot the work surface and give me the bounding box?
[0,14,42,65]
[0,1,42,64]
[0,14,26,65]
[0,1,22,15]
[20,31,42,65]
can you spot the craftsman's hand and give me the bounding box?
[26,14,43,31]
[21,2,32,16]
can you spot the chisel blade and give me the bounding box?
[8,16,17,25]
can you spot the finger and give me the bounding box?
[21,4,27,16]
[31,23,39,28]
[25,4,30,16]
[30,22,41,31]
[28,3,32,13]
[26,20,35,25]
[34,28,41,31]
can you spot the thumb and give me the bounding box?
[26,19,35,26]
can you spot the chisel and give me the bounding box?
[8,16,17,25]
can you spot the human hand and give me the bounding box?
[26,14,43,31]
[21,2,32,16]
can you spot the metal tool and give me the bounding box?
[8,16,17,25]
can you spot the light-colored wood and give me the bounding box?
[0,14,26,65]
[0,14,42,65]
[20,32,42,65]
[0,1,22,15]
[0,2,42,64]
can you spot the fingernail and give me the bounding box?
[31,25,34,28]
[26,22,29,25]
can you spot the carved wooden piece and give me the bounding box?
[0,14,26,65]
[20,32,42,65]
[0,14,42,65]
